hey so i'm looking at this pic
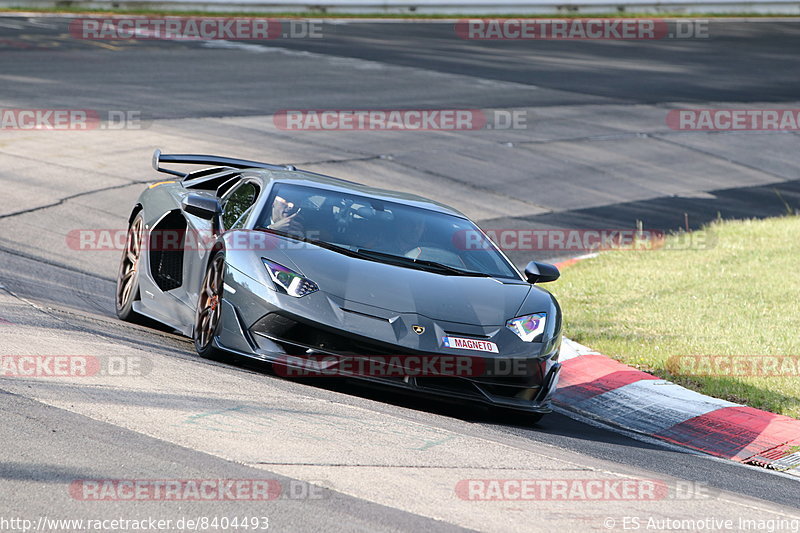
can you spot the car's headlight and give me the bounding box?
[262,259,318,297]
[506,313,546,342]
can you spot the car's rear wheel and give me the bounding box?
[116,213,144,321]
[194,251,226,360]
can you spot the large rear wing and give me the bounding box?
[152,149,296,178]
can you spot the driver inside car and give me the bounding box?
[266,193,304,237]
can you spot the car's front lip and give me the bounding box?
[313,365,561,413]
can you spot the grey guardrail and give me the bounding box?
[4,0,800,13]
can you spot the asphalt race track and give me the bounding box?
[1,16,799,532]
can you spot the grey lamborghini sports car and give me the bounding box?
[116,150,563,417]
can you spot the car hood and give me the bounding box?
[275,245,531,326]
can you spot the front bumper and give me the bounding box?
[246,312,560,412]
[220,265,561,412]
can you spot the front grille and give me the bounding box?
[252,313,548,403]
[251,313,407,356]
[444,331,490,340]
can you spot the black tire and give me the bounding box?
[115,212,145,321]
[194,251,227,360]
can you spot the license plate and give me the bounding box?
[441,336,498,353]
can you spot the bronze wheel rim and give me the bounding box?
[116,216,143,310]
[195,254,224,350]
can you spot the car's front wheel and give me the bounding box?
[115,212,144,321]
[194,251,226,360]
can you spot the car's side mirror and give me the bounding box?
[181,194,221,220]
[524,261,560,284]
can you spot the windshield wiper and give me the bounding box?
[253,227,356,255]
[355,248,490,277]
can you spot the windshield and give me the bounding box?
[254,183,520,280]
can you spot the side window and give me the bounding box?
[222,181,260,229]
[216,175,242,197]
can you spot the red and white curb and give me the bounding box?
[555,338,800,477]
[550,254,799,477]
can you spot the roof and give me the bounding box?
[249,168,469,219]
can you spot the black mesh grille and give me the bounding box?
[252,313,546,401]
[251,313,407,356]
[149,211,185,292]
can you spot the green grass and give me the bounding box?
[551,215,800,419]
[2,7,798,18]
